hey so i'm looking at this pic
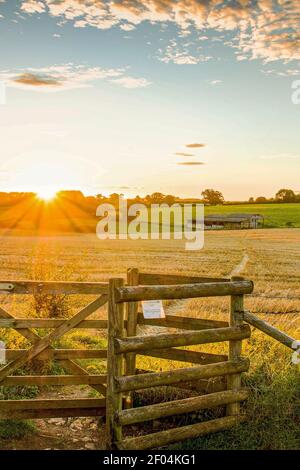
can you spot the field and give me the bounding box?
[0,202,299,235]
[0,229,299,450]
[205,203,300,228]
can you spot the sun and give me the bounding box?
[37,187,58,202]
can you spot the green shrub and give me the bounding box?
[0,420,36,440]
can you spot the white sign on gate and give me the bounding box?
[0,341,6,364]
[142,300,165,319]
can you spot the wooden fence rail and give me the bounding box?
[243,310,296,350]
[115,280,254,302]
[0,398,106,420]
[118,416,246,451]
[116,389,249,426]
[116,359,250,393]
[115,325,251,354]
[0,281,108,295]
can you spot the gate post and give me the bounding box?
[227,276,245,416]
[125,268,139,408]
[106,278,125,449]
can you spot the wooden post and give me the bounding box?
[227,276,244,416]
[106,278,125,449]
[125,268,139,408]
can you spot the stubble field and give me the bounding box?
[0,229,299,450]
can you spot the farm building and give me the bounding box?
[204,213,264,230]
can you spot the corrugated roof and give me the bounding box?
[205,217,248,223]
[205,213,263,221]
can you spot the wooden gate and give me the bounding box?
[106,272,254,450]
[0,281,109,419]
[1,271,295,447]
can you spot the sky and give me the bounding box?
[0,0,299,200]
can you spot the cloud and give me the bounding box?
[262,68,300,77]
[186,143,206,148]
[120,23,136,31]
[21,0,45,14]
[110,76,151,88]
[158,39,212,64]
[175,152,195,157]
[0,64,151,92]
[18,1,300,62]
[177,161,205,166]
[13,73,61,87]
[209,79,222,85]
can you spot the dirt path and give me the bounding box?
[0,386,107,450]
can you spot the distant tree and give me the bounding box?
[149,192,166,203]
[58,190,84,202]
[248,197,254,203]
[255,196,267,203]
[164,194,176,205]
[201,189,224,206]
[275,189,296,203]
[108,193,122,204]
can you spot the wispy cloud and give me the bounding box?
[0,64,151,92]
[14,73,62,87]
[18,0,300,62]
[110,76,151,89]
[158,39,212,65]
[175,152,195,157]
[209,79,222,85]
[262,68,300,77]
[177,161,205,166]
[120,23,136,31]
[186,143,206,148]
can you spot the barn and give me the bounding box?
[204,213,264,230]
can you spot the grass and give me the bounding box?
[0,420,36,440]
[170,338,300,450]
[205,203,300,228]
[0,229,299,449]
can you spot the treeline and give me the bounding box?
[247,189,300,204]
[0,187,299,209]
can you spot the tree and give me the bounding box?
[255,196,267,203]
[201,189,224,205]
[57,190,84,202]
[275,189,296,203]
[148,192,165,203]
[164,194,176,205]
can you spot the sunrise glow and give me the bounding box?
[36,187,58,202]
